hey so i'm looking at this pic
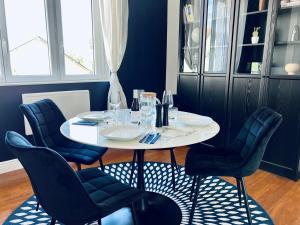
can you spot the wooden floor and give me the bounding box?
[0,148,299,225]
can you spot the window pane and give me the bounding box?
[4,0,51,75]
[179,0,202,73]
[61,0,95,75]
[204,0,231,73]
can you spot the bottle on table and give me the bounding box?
[131,89,140,124]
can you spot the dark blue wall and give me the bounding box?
[0,0,167,162]
[119,0,167,102]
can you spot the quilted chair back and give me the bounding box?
[5,131,100,224]
[20,99,66,147]
[230,107,282,176]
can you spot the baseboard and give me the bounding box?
[0,159,23,174]
[260,160,299,181]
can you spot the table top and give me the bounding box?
[60,111,220,150]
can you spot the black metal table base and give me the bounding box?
[134,192,182,225]
[103,150,182,225]
[102,192,182,225]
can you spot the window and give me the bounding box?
[0,0,108,84]
[61,0,95,75]
[4,0,51,76]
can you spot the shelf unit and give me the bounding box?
[271,1,300,76]
[177,0,300,180]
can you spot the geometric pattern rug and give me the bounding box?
[3,162,273,225]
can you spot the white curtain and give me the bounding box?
[99,0,128,109]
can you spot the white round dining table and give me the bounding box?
[60,110,219,225]
[60,111,219,150]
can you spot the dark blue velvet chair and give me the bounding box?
[5,131,143,225]
[185,107,283,225]
[20,99,107,171]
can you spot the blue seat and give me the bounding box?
[5,131,143,225]
[185,107,283,225]
[20,99,107,170]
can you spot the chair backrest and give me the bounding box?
[20,99,66,147]
[230,107,283,176]
[5,131,100,223]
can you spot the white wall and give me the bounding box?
[165,0,180,94]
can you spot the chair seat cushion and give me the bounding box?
[185,143,244,177]
[78,168,143,217]
[53,140,107,165]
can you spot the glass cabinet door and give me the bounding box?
[204,0,231,74]
[234,0,269,75]
[271,1,300,76]
[179,0,202,73]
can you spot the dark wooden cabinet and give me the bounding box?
[177,0,300,180]
[260,78,300,179]
[227,77,261,144]
[177,74,200,113]
[200,76,227,147]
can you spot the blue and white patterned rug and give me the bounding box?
[4,162,273,225]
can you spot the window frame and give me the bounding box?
[0,0,109,85]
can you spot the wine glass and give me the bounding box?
[162,90,174,108]
[108,93,122,124]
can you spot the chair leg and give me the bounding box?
[130,202,138,225]
[170,148,179,173]
[75,163,81,171]
[129,150,137,187]
[35,202,40,211]
[188,176,202,225]
[240,178,252,225]
[99,158,105,171]
[236,178,242,206]
[50,218,56,225]
[170,149,177,191]
[190,176,197,200]
[98,219,102,225]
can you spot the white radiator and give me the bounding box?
[22,90,90,135]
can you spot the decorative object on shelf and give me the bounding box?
[251,62,262,74]
[251,27,261,44]
[259,0,267,10]
[285,63,300,75]
[191,27,200,44]
[184,4,194,23]
[291,25,300,42]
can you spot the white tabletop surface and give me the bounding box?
[60,111,220,150]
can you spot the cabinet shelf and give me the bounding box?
[208,45,228,48]
[238,43,264,47]
[184,21,201,25]
[183,46,200,50]
[241,9,268,16]
[233,73,261,77]
[275,41,300,46]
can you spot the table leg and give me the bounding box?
[136,150,145,191]
[132,150,182,225]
